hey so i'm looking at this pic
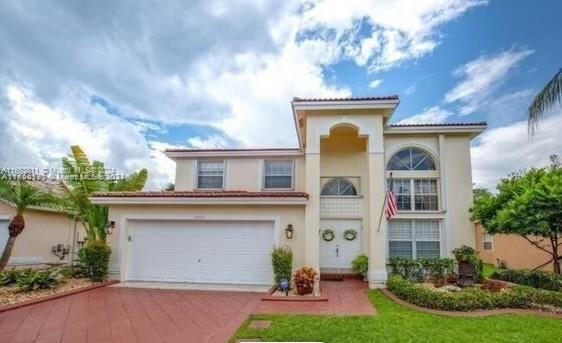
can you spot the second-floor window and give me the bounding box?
[388,179,438,211]
[483,233,494,251]
[264,160,293,189]
[197,160,224,189]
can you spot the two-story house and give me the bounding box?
[91,96,486,288]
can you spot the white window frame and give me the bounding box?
[263,159,295,190]
[483,233,494,251]
[388,220,441,259]
[196,160,225,190]
[388,178,439,212]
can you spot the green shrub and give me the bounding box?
[79,241,111,282]
[352,255,369,276]
[16,268,65,292]
[492,269,562,292]
[387,275,562,311]
[389,257,456,282]
[388,258,424,282]
[419,258,456,280]
[271,246,293,285]
[0,268,21,286]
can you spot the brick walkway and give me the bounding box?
[0,280,374,343]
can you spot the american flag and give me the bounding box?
[386,190,398,220]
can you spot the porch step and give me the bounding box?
[321,273,361,281]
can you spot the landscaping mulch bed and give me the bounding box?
[0,278,94,306]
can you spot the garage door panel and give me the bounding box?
[127,220,275,285]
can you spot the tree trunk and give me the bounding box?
[0,237,17,272]
[552,239,560,274]
[0,214,25,272]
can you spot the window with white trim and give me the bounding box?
[388,220,440,259]
[483,233,494,251]
[264,160,293,189]
[197,160,224,189]
[387,147,436,171]
[388,179,438,211]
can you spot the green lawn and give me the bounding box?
[483,263,501,278]
[232,291,562,343]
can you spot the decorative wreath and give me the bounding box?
[321,229,335,242]
[343,229,358,241]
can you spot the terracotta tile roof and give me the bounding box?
[390,122,487,127]
[165,148,301,153]
[292,95,399,102]
[91,190,309,199]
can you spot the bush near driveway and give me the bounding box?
[78,241,111,282]
[387,275,562,311]
[492,269,562,292]
[232,290,562,343]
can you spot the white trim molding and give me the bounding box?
[165,149,303,159]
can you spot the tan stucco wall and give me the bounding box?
[106,204,306,278]
[475,224,552,271]
[0,201,85,264]
[174,157,306,192]
[443,135,476,253]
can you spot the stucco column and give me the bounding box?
[367,119,387,288]
[304,151,320,270]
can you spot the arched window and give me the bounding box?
[321,177,357,196]
[387,147,436,171]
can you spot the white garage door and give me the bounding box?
[127,220,275,285]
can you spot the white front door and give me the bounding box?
[319,219,362,271]
[126,220,275,285]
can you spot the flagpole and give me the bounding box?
[376,172,393,232]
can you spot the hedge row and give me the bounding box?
[387,275,562,311]
[491,269,562,292]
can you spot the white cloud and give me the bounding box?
[444,49,534,115]
[472,114,562,190]
[187,135,230,149]
[0,85,174,190]
[397,106,453,124]
[0,0,488,186]
[368,79,383,89]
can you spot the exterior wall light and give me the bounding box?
[285,224,294,239]
[105,221,116,235]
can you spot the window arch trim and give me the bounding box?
[320,177,358,196]
[386,146,437,171]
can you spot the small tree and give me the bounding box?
[471,156,562,274]
[0,177,57,272]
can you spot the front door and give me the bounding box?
[319,219,362,272]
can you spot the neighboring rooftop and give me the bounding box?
[389,122,487,127]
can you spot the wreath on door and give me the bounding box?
[321,229,335,242]
[343,229,358,241]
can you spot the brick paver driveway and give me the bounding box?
[0,280,373,343]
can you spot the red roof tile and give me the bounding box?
[165,148,301,153]
[91,190,309,199]
[389,122,487,127]
[292,95,399,102]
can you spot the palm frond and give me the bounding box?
[528,69,562,136]
[110,169,148,192]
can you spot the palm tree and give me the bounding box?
[528,69,562,136]
[60,146,148,243]
[0,177,57,272]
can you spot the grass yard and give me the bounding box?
[483,263,502,278]
[232,291,562,343]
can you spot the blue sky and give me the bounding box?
[0,0,561,189]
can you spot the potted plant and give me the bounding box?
[352,254,368,281]
[452,245,483,286]
[293,266,318,295]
